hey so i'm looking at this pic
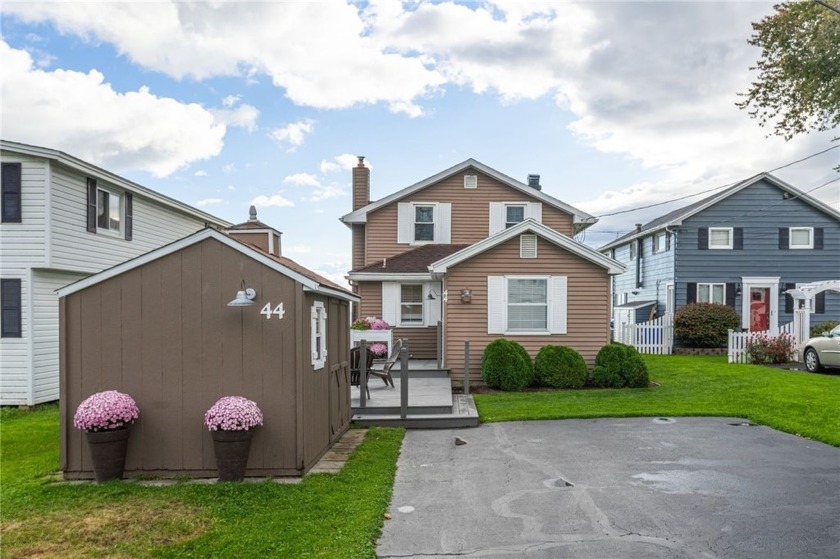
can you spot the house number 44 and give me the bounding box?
[260,303,285,320]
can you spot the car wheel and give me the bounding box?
[804,348,822,373]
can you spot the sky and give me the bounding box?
[2,1,838,287]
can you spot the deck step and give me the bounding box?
[352,395,479,429]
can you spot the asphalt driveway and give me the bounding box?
[377,417,840,558]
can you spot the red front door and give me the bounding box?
[750,288,770,331]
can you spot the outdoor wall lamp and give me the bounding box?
[427,289,448,303]
[227,280,257,307]
[460,289,472,303]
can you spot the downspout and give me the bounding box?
[634,224,642,289]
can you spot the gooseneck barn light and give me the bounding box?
[227,280,257,307]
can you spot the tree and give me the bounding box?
[737,1,840,140]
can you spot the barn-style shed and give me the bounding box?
[57,227,358,479]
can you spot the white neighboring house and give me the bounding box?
[0,140,231,406]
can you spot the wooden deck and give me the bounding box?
[351,360,479,429]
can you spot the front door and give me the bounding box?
[750,288,770,331]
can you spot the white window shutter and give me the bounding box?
[382,282,398,325]
[527,202,542,223]
[437,203,451,244]
[489,202,504,236]
[397,203,412,244]
[549,276,567,334]
[487,276,506,334]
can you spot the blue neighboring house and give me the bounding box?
[599,173,840,337]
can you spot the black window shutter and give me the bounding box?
[1,163,22,223]
[814,228,823,250]
[726,283,736,307]
[86,178,97,233]
[733,228,743,250]
[1,279,22,338]
[784,283,796,314]
[697,228,708,250]
[778,228,788,249]
[815,292,825,314]
[686,283,697,304]
[124,192,133,241]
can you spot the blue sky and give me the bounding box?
[2,1,838,285]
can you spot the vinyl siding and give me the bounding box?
[49,163,210,273]
[675,179,840,322]
[444,236,611,385]
[356,281,437,358]
[31,270,87,404]
[0,269,30,405]
[0,152,47,267]
[610,234,675,315]
[364,170,574,265]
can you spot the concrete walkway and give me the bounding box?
[378,417,840,558]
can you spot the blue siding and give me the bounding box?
[608,234,674,317]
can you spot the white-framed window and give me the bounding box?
[629,241,637,260]
[97,187,122,234]
[400,284,424,325]
[505,205,526,228]
[709,227,733,249]
[311,301,327,370]
[654,232,667,253]
[618,292,629,305]
[789,227,813,249]
[488,275,567,335]
[697,283,725,304]
[413,205,435,242]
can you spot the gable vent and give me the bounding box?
[464,175,478,189]
[520,234,537,258]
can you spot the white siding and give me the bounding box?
[49,164,210,273]
[31,270,87,404]
[0,152,47,267]
[0,269,30,406]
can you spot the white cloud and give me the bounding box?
[320,153,363,174]
[0,41,226,177]
[282,173,320,187]
[270,119,314,150]
[211,103,258,132]
[222,94,240,108]
[251,194,294,208]
[222,163,236,174]
[310,183,346,203]
[284,243,312,254]
[194,170,208,177]
[196,197,224,207]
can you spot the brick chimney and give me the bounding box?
[352,156,370,211]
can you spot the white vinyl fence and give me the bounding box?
[616,314,673,355]
[727,322,799,364]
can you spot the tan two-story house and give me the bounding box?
[340,157,624,386]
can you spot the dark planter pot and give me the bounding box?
[85,428,131,483]
[211,429,254,482]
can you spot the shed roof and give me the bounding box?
[339,158,596,229]
[599,173,840,252]
[56,227,358,302]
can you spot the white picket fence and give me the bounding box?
[616,314,673,355]
[727,322,799,364]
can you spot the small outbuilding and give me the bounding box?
[57,226,358,479]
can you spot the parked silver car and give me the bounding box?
[802,324,840,372]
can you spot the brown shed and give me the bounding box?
[57,228,358,479]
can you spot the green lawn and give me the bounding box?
[475,355,840,446]
[0,406,404,559]
[2,355,839,557]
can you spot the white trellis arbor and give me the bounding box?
[786,280,840,354]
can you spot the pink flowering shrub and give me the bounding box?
[369,343,388,357]
[73,390,139,432]
[204,396,264,431]
[350,318,371,330]
[746,332,796,364]
[369,318,391,330]
[351,317,391,331]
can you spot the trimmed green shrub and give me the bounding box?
[674,303,740,347]
[481,339,533,391]
[810,321,839,338]
[591,343,649,388]
[534,345,587,389]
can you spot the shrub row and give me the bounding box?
[480,339,649,392]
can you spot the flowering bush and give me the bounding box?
[350,317,391,330]
[73,390,139,432]
[204,396,264,432]
[369,342,388,357]
[746,332,796,364]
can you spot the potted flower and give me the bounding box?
[73,390,139,482]
[204,396,263,482]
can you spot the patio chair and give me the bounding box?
[369,339,401,388]
[349,346,372,399]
